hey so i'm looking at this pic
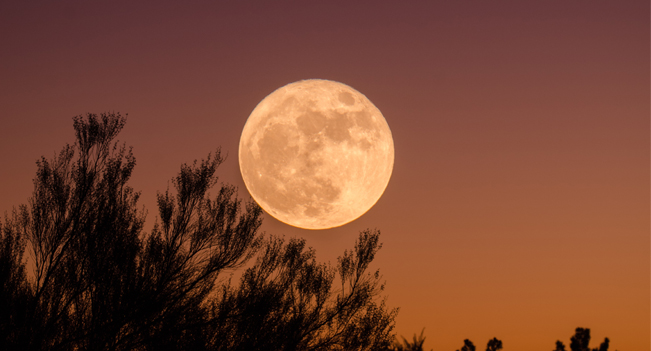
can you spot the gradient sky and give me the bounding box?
[1,1,648,350]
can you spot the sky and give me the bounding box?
[0,1,648,350]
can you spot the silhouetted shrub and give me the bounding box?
[457,339,476,351]
[486,337,503,351]
[556,327,611,351]
[0,113,396,351]
[392,328,428,351]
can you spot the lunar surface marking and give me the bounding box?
[239,79,394,229]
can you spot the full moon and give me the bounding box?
[239,79,394,230]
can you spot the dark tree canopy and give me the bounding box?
[458,339,476,351]
[485,337,503,351]
[555,340,568,351]
[209,230,395,351]
[556,328,611,351]
[0,113,397,351]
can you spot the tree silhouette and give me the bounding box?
[0,113,397,351]
[555,340,567,351]
[555,327,611,351]
[0,217,30,346]
[208,230,396,351]
[486,337,503,351]
[457,339,476,351]
[391,329,429,351]
[571,328,592,351]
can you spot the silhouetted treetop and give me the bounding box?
[0,112,397,351]
[486,337,503,351]
[555,340,568,351]
[392,328,428,351]
[457,339,476,351]
[555,327,612,351]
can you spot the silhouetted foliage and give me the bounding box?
[0,218,30,346]
[207,229,396,351]
[0,113,397,351]
[391,328,429,351]
[486,337,503,351]
[457,339,476,351]
[555,340,568,351]
[571,328,592,351]
[555,328,611,351]
[386,327,615,351]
